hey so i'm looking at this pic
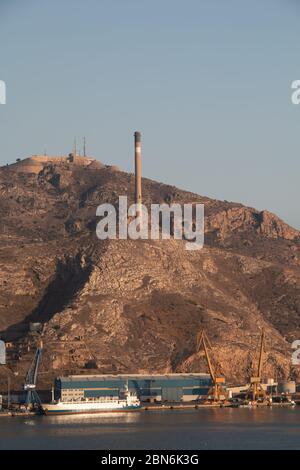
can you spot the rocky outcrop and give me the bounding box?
[206,207,299,242]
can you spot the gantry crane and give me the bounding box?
[246,329,267,402]
[23,341,43,409]
[196,330,227,402]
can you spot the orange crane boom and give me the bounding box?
[196,330,226,402]
[246,329,267,403]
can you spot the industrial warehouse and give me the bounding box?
[54,373,213,403]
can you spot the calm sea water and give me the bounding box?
[0,407,300,450]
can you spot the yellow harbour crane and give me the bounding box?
[196,330,227,403]
[246,329,267,403]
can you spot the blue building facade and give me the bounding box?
[55,373,212,403]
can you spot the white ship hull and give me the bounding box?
[42,398,141,415]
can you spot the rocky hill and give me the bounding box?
[0,155,300,390]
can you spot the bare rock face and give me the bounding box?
[258,210,299,240]
[207,207,299,242]
[0,156,300,390]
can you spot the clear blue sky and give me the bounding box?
[0,0,300,228]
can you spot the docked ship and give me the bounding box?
[42,390,141,415]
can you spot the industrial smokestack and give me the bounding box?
[83,136,86,157]
[134,131,142,215]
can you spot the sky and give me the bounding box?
[0,0,300,228]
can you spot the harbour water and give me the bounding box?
[1,407,300,450]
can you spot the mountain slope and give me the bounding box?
[0,156,300,389]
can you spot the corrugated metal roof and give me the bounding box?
[58,373,210,383]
